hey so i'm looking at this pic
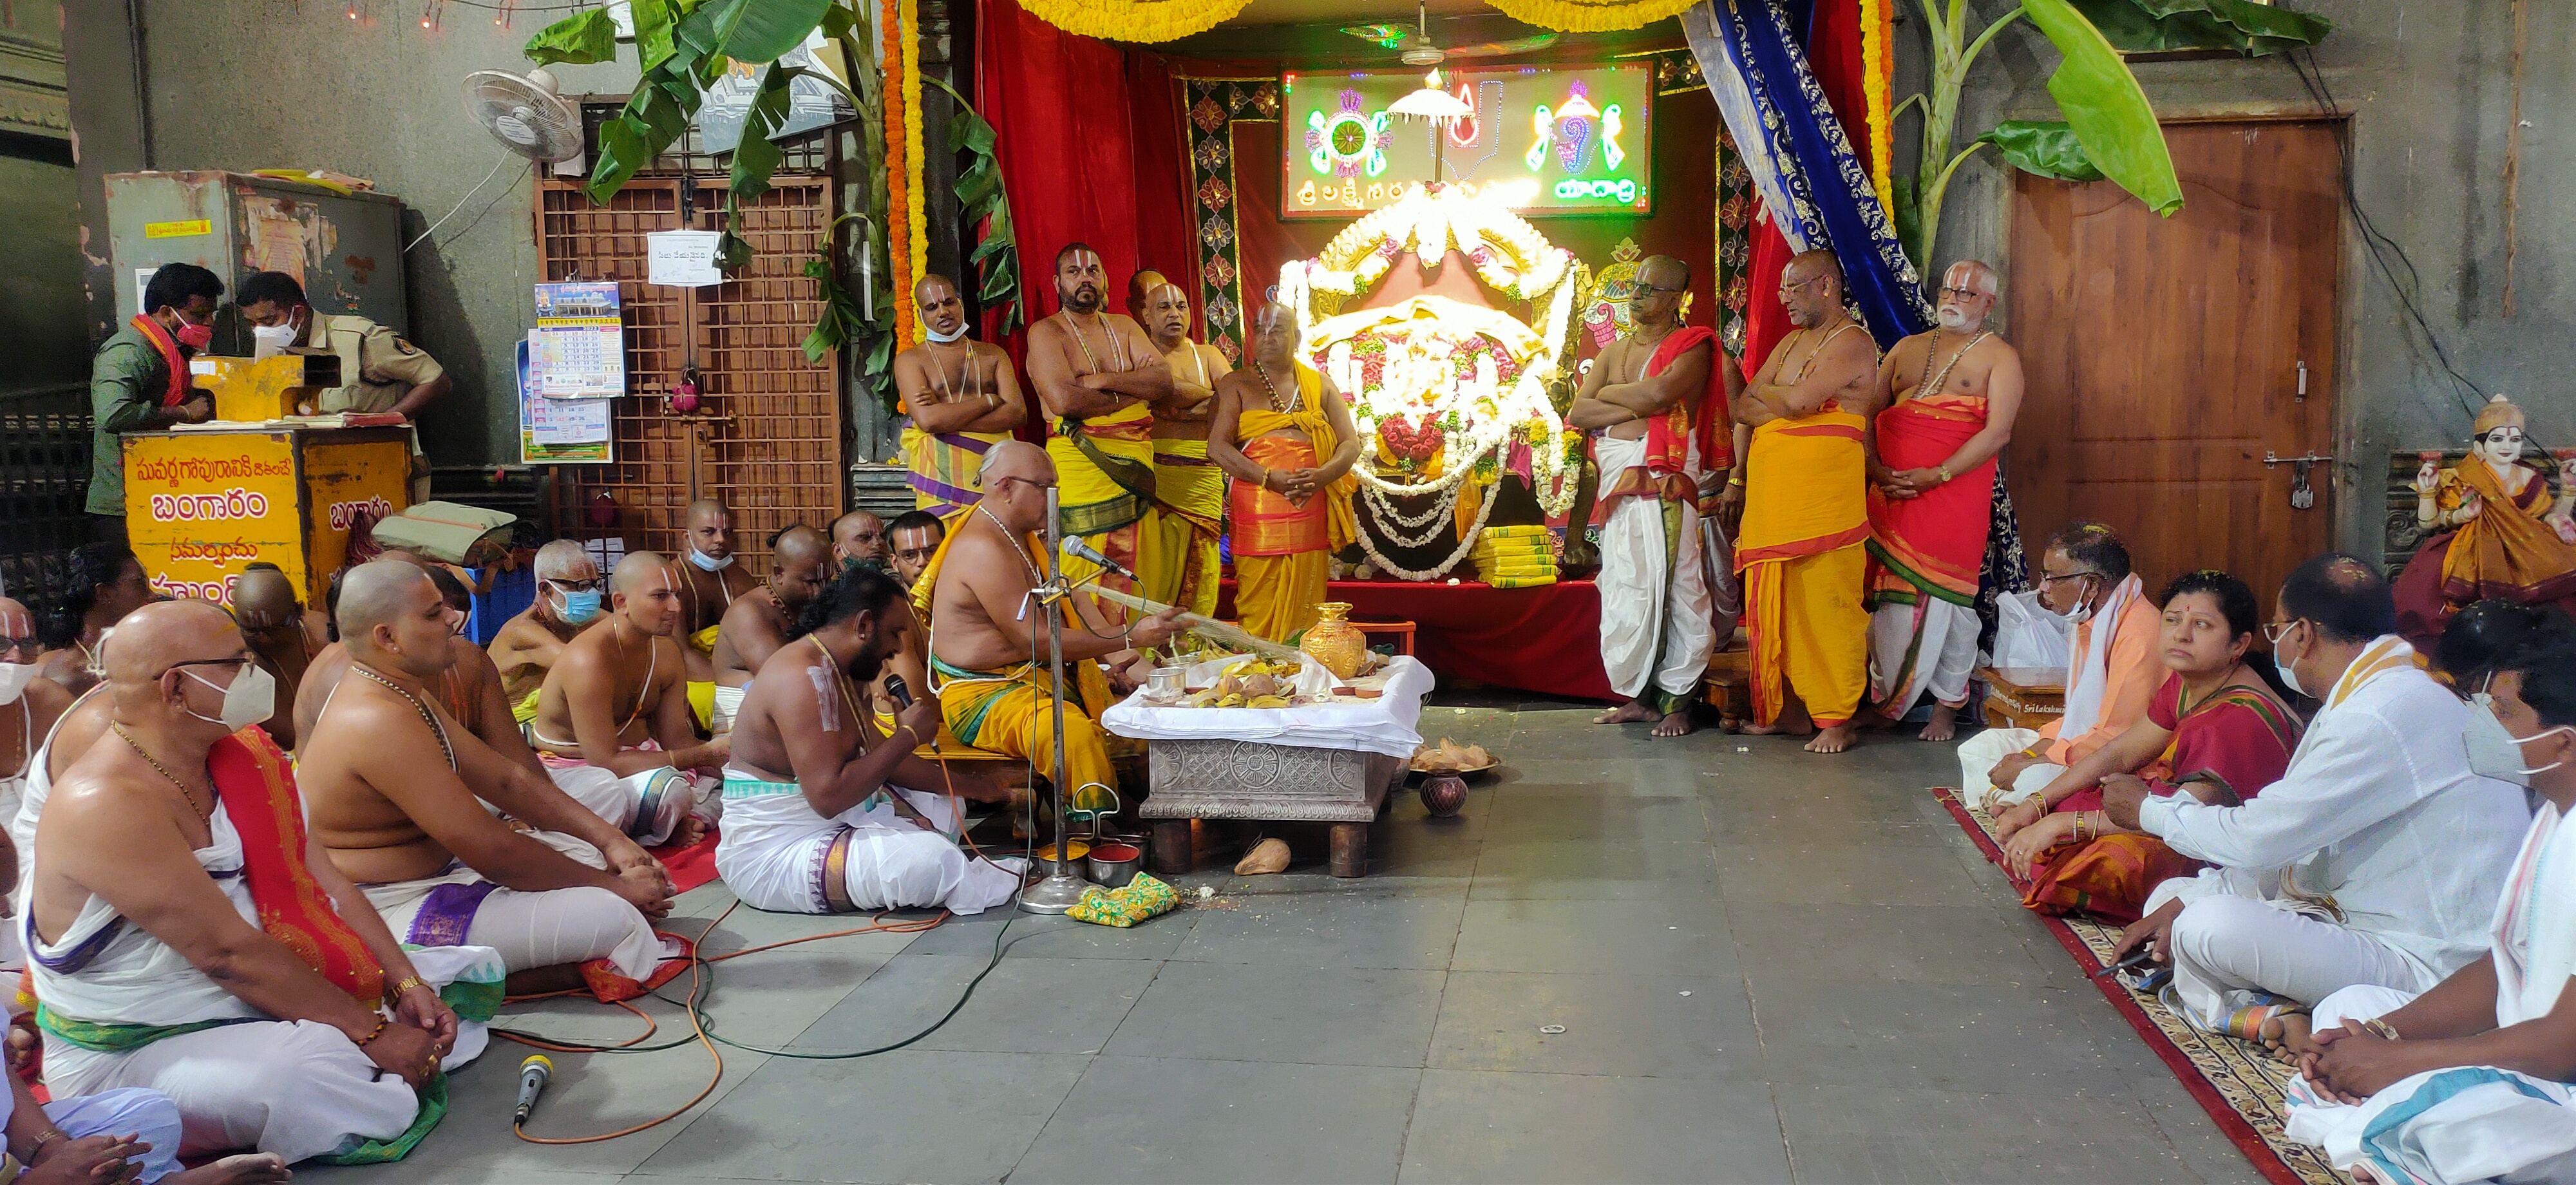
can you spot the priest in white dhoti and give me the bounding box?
[2104,556,2533,1048]
[298,562,680,994]
[26,600,495,1166]
[1957,523,2161,807]
[2282,624,2576,1184]
[717,567,1025,915]
[1569,256,1724,739]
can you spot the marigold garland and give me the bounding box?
[881,0,916,345]
[899,0,928,332]
[1017,0,1254,43]
[1860,0,1895,218]
[1483,0,1703,34]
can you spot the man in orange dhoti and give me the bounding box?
[1859,261,2025,742]
[1723,251,1881,754]
[1208,305,1360,643]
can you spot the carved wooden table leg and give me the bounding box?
[1328,822,1368,878]
[1150,819,1193,875]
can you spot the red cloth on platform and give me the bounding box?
[1215,579,1616,702]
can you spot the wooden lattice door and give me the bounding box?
[535,176,841,568]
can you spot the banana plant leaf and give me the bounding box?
[728,64,807,201]
[2069,0,2331,57]
[629,0,684,71]
[2020,0,2183,216]
[1980,120,2105,182]
[714,0,834,64]
[524,6,618,66]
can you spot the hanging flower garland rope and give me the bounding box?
[1016,0,1255,43]
[880,0,918,345]
[898,0,929,321]
[1483,0,1705,34]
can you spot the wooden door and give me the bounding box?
[2006,118,2342,603]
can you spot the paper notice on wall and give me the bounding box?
[646,230,724,287]
[246,199,317,286]
[133,268,158,317]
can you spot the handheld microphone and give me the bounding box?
[514,1054,553,1126]
[884,673,914,708]
[1059,536,1137,580]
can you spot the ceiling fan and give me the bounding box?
[1340,1,1557,66]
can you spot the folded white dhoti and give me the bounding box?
[715,768,1022,916]
[1955,725,2063,811]
[1870,597,1980,717]
[359,830,664,981]
[2287,987,2576,1184]
[0,1084,187,1182]
[1594,433,1715,711]
[541,758,710,845]
[711,681,748,734]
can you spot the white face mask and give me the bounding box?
[0,661,35,706]
[182,662,276,732]
[2465,691,2572,786]
[924,321,967,343]
[687,548,734,573]
[251,323,298,359]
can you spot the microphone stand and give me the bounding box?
[1018,484,1094,915]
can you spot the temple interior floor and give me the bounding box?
[296,700,2268,1184]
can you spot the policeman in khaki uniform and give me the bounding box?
[235,270,451,500]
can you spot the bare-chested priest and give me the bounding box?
[898,274,1028,518]
[829,510,889,573]
[225,564,326,752]
[710,525,833,732]
[489,540,603,724]
[923,442,1180,799]
[1023,245,1173,616]
[30,600,466,1166]
[676,498,761,699]
[1139,280,1230,616]
[717,567,1024,915]
[299,561,674,994]
[528,553,727,844]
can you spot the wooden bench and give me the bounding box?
[1978,665,2066,731]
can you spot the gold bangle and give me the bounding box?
[386,974,429,1001]
[2362,1017,2402,1041]
[1726,475,1746,488]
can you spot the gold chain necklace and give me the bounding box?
[975,504,1044,584]
[1253,363,1295,413]
[110,724,212,819]
[352,662,455,771]
[1916,328,1990,399]
[1058,311,1124,375]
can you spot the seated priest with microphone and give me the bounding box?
[716,567,1025,915]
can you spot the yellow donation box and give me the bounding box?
[123,426,412,609]
[191,353,345,422]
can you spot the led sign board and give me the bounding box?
[1280,63,1654,219]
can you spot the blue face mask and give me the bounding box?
[687,547,734,573]
[553,585,603,625]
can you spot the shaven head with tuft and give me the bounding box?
[336,560,460,679]
[613,551,685,637]
[0,597,35,664]
[977,441,1056,536]
[769,525,833,611]
[685,498,735,562]
[102,599,251,742]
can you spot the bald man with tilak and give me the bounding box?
[896,274,1027,518]
[298,561,675,994]
[1139,279,1232,616]
[1023,243,1173,620]
[710,525,833,732]
[227,564,327,750]
[528,553,729,847]
[676,498,760,679]
[1568,254,1722,738]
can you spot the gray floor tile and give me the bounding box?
[326,1039,767,1177]
[1484,783,1714,843]
[2143,1097,2275,1185]
[1706,787,1968,848]
[1013,1056,1420,1185]
[1749,974,2139,1097]
[1426,970,1763,1081]
[1470,837,1725,900]
[898,903,1201,960]
[1175,886,1467,969]
[1399,1070,1791,1184]
[790,953,1156,1055]
[1104,961,1445,1067]
[1775,1083,2208,1184]
[299,1168,632,1185]
[1452,896,1736,976]
[632,1049,1086,1184]
[1728,902,2057,987]
[1713,841,1989,906]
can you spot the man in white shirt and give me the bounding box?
[2103,555,2532,1050]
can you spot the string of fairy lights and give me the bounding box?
[328,0,612,31]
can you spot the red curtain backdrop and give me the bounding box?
[1739,0,1888,383]
[1126,53,1198,322]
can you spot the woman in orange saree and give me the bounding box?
[1991,570,2304,924]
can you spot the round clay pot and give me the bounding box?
[1417,770,1469,819]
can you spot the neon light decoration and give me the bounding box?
[1282,64,1651,217]
[1306,89,1393,179]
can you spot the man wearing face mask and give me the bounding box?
[1022,243,1174,621]
[2282,615,2576,1182]
[234,272,448,504]
[829,510,891,573]
[717,566,1023,915]
[2103,555,2532,1054]
[87,264,221,547]
[490,541,605,721]
[895,274,1026,518]
[675,499,761,716]
[1957,522,2162,808]
[711,526,833,733]
[228,564,327,752]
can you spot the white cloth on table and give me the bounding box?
[2137,638,2532,1012]
[1869,596,1980,717]
[710,682,747,734]
[0,1081,187,1182]
[1955,725,2064,812]
[1593,433,1715,708]
[359,830,662,980]
[714,768,1022,915]
[1101,655,1435,759]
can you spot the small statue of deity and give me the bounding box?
[2396,394,2576,640]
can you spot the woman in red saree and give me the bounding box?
[1991,570,2304,923]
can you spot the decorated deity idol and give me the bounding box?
[2394,394,2576,640]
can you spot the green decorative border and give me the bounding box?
[1180,77,1282,366]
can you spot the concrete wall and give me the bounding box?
[1,1,83,408]
[1906,0,2570,560]
[61,2,641,467]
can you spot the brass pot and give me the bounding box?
[1299,601,1367,679]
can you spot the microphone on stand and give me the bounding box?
[514,1054,553,1127]
[1059,536,1137,580]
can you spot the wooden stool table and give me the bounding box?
[1352,619,1417,656]
[1141,742,1404,878]
[1978,665,2067,731]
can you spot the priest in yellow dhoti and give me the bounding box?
[896,274,1027,517]
[1023,245,1173,620]
[1209,303,1361,643]
[1138,279,1230,616]
[1722,251,1884,755]
[922,441,1184,799]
